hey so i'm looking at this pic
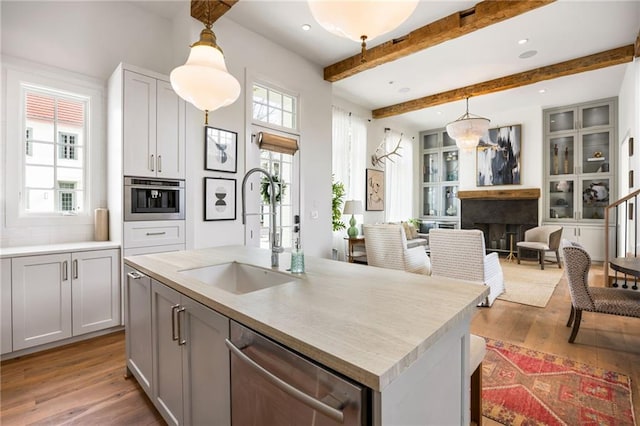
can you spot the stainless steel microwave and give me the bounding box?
[124,177,185,221]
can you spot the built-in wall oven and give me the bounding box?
[227,321,366,425]
[124,177,185,221]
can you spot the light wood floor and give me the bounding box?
[1,267,638,425]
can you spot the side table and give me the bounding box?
[344,236,367,264]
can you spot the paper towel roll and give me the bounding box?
[94,208,109,241]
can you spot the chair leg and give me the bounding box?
[568,309,582,343]
[539,250,544,270]
[470,363,482,426]
[566,305,575,327]
[555,249,561,268]
[517,246,521,264]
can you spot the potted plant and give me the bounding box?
[332,178,346,232]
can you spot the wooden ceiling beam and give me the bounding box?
[323,0,555,83]
[635,28,640,57]
[372,45,635,119]
[191,0,238,26]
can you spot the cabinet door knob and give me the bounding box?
[73,259,78,279]
[62,260,68,281]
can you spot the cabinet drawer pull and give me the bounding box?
[62,260,68,281]
[146,231,166,236]
[73,259,78,279]
[157,155,162,173]
[171,304,181,341]
[127,271,144,280]
[150,154,155,172]
[177,307,186,346]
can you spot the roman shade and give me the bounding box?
[257,131,298,155]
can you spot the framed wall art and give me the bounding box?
[204,177,236,221]
[366,168,384,211]
[205,126,237,173]
[476,124,522,186]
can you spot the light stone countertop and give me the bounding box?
[124,245,488,392]
[1,241,121,259]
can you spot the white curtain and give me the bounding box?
[331,106,367,258]
[385,129,414,222]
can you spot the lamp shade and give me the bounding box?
[308,0,418,43]
[170,41,240,112]
[343,200,363,215]
[446,117,490,151]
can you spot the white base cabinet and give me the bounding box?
[125,269,230,426]
[11,249,120,351]
[1,258,12,354]
[558,225,612,262]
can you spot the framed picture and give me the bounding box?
[476,124,522,186]
[204,177,236,221]
[205,126,237,173]
[366,168,384,211]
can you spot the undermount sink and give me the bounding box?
[179,262,299,295]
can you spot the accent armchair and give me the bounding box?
[517,225,563,270]
[562,241,640,343]
[428,229,504,306]
[362,224,431,275]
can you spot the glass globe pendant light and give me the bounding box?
[170,1,240,124]
[307,0,418,61]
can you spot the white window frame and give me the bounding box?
[3,59,103,227]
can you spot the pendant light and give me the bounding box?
[446,97,490,151]
[170,0,240,124]
[307,0,418,62]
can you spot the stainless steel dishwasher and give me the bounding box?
[226,321,366,425]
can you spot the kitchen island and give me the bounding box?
[124,245,488,425]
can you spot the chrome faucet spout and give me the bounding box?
[241,167,283,267]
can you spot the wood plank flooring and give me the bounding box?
[1,266,638,425]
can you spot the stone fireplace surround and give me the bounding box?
[459,189,540,253]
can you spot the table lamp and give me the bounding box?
[343,200,363,238]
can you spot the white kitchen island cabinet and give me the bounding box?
[11,248,120,351]
[125,246,487,425]
[1,258,13,354]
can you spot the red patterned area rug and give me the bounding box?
[482,338,636,425]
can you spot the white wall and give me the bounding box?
[618,59,640,195]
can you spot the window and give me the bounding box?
[22,85,87,214]
[259,150,295,249]
[252,83,297,130]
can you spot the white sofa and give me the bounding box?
[428,229,504,306]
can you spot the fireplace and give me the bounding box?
[459,189,540,253]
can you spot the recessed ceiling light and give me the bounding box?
[518,38,529,45]
[436,111,442,115]
[301,24,311,31]
[519,50,538,59]
[399,87,410,93]
[538,89,546,94]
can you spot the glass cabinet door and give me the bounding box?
[422,152,439,183]
[548,179,575,220]
[443,185,458,217]
[442,150,459,182]
[581,177,610,220]
[549,135,574,175]
[422,186,438,216]
[580,130,611,175]
[548,109,575,133]
[442,131,456,148]
[423,133,438,150]
[581,103,611,129]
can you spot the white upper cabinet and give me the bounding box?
[123,70,185,179]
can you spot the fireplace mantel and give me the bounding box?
[458,188,540,200]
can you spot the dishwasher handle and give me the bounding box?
[225,339,345,424]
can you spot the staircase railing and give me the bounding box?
[604,187,640,286]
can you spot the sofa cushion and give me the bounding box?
[407,238,428,249]
[407,223,419,239]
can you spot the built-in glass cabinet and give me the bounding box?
[543,97,616,261]
[419,129,459,220]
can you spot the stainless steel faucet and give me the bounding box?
[241,168,284,268]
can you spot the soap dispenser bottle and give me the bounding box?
[290,216,304,273]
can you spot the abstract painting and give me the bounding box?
[205,127,237,173]
[476,124,522,186]
[366,168,384,211]
[204,177,236,221]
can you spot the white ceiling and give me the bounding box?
[137,0,639,130]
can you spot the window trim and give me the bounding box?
[3,60,103,227]
[251,81,300,134]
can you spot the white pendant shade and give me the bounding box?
[308,0,418,42]
[446,98,490,151]
[170,44,241,112]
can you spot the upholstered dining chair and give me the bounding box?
[562,241,640,343]
[517,225,563,270]
[362,224,431,275]
[428,229,504,306]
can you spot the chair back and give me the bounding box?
[562,243,595,310]
[429,229,485,281]
[524,225,563,247]
[363,224,409,271]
